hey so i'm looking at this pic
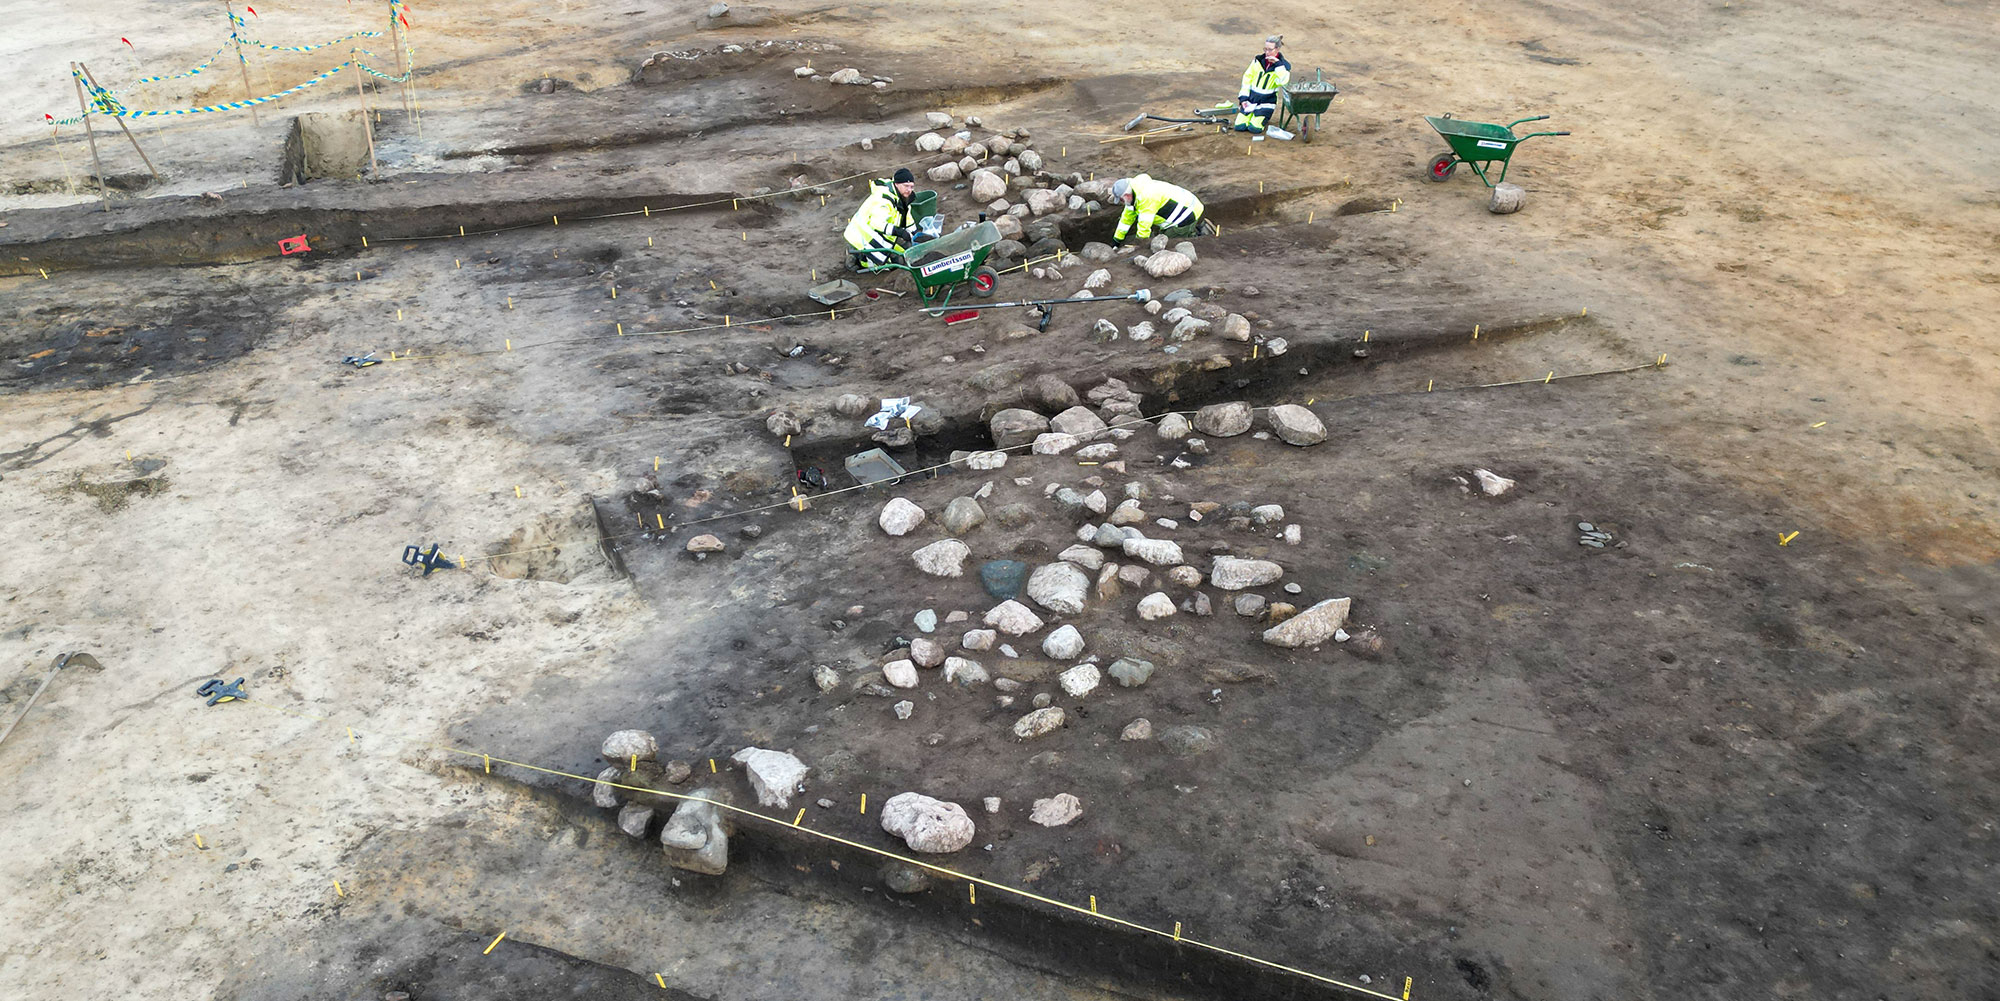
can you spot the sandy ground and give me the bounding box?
[2,0,1998,999]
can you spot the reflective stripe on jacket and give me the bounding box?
[1238,53,1292,107]
[844,179,913,250]
[1113,174,1203,241]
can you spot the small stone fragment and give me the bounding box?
[1136,592,1177,620]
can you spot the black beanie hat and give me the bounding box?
[893,167,915,185]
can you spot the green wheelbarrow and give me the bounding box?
[1275,70,1339,143]
[860,220,1003,309]
[1422,114,1569,186]
[1176,68,1339,141]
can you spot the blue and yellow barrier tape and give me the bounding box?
[132,44,228,85]
[70,61,355,118]
[228,12,383,53]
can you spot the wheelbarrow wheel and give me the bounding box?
[971,266,998,298]
[1298,116,1312,144]
[1426,153,1458,182]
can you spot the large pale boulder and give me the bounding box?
[1049,405,1109,442]
[990,408,1050,449]
[731,748,809,808]
[602,730,658,762]
[1268,404,1327,446]
[1026,562,1091,616]
[660,788,732,875]
[1261,597,1353,648]
[1210,556,1284,590]
[1024,188,1065,215]
[1030,793,1083,827]
[879,792,975,853]
[984,599,1046,635]
[1042,623,1085,659]
[912,538,971,577]
[879,497,927,536]
[1194,401,1254,437]
[1142,251,1192,278]
[970,169,1006,203]
[1121,536,1184,566]
[1011,706,1066,739]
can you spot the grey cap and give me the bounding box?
[1112,178,1132,200]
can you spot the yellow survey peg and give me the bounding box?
[1778,531,1800,546]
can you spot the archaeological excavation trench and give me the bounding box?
[12,8,1989,1001]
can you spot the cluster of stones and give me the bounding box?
[853,389,1359,768]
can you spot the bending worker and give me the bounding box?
[1111,174,1208,246]
[1234,34,1292,134]
[844,167,918,268]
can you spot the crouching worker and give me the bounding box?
[1234,34,1291,134]
[1111,174,1209,246]
[845,167,918,269]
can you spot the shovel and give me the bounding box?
[923,288,1152,318]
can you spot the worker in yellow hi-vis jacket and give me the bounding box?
[1110,174,1209,245]
[844,167,919,269]
[1234,34,1292,134]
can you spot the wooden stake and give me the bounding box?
[79,67,161,180]
[353,50,378,172]
[388,0,413,118]
[224,2,259,125]
[69,64,110,211]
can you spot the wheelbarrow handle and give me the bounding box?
[1519,130,1571,140]
[1506,115,1552,128]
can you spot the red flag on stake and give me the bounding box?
[121,37,134,48]
[245,6,258,16]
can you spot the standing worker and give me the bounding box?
[1234,34,1292,135]
[845,167,919,269]
[1110,174,1209,246]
